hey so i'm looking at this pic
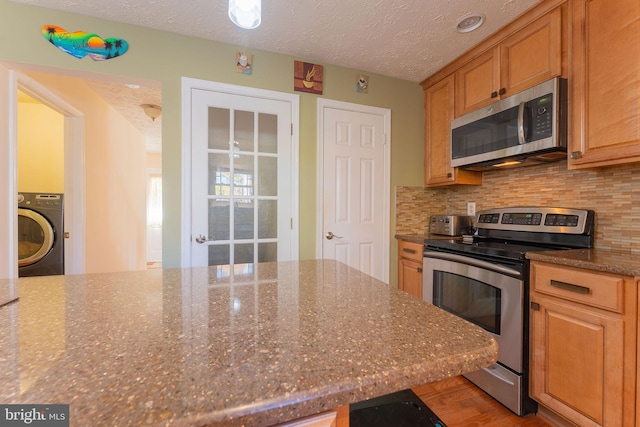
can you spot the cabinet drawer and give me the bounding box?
[398,240,423,263]
[531,262,625,313]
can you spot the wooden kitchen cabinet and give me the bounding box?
[423,75,482,187]
[397,239,424,299]
[455,7,563,117]
[529,261,637,427]
[568,0,640,168]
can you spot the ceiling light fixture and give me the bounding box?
[141,104,162,122]
[456,14,485,33]
[229,0,261,29]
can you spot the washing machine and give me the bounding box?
[18,193,64,277]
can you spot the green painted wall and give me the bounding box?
[0,0,425,284]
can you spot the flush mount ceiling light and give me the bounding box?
[141,104,162,122]
[229,0,261,29]
[456,14,485,33]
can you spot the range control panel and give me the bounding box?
[476,207,593,234]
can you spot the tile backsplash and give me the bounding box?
[396,161,640,253]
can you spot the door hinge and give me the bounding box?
[290,218,293,229]
[291,123,293,135]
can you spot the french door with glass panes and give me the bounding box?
[191,88,296,268]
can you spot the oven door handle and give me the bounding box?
[423,251,521,277]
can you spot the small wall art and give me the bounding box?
[294,61,323,95]
[356,74,369,94]
[42,25,129,61]
[236,51,252,74]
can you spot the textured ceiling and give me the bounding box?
[9,0,540,149]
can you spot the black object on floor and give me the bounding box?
[349,389,447,427]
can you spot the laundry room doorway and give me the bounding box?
[12,72,86,278]
[1,63,162,279]
[16,90,67,277]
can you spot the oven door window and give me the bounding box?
[433,271,501,335]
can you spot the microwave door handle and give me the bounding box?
[517,101,526,144]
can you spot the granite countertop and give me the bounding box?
[395,233,456,244]
[0,260,497,427]
[527,248,640,277]
[396,234,640,278]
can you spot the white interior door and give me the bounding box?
[188,85,298,269]
[318,100,390,283]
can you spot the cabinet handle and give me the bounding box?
[446,172,452,178]
[417,267,423,273]
[531,302,540,311]
[499,87,506,96]
[550,280,590,295]
[570,151,583,159]
[402,248,416,254]
[490,91,498,98]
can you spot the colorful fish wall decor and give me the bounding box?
[42,25,129,61]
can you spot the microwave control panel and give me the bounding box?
[531,93,553,140]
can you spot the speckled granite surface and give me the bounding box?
[527,248,640,277]
[0,260,497,427]
[395,234,455,244]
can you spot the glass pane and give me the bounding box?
[235,243,254,264]
[258,113,277,154]
[208,245,230,266]
[234,110,254,152]
[18,216,45,259]
[258,200,277,239]
[209,200,230,240]
[257,156,277,196]
[234,155,254,200]
[434,272,501,335]
[258,243,277,263]
[208,107,230,150]
[209,153,231,196]
[234,200,254,240]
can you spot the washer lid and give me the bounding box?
[18,208,55,267]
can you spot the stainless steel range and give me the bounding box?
[422,207,595,416]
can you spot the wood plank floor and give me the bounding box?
[413,376,555,427]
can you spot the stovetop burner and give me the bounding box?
[425,207,595,262]
[425,236,575,262]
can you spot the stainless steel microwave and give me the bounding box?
[451,77,567,170]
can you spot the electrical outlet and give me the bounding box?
[467,202,476,216]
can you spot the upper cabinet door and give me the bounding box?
[425,75,455,186]
[500,7,563,98]
[454,8,564,118]
[569,0,640,168]
[424,75,482,187]
[455,47,500,117]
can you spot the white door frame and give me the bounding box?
[180,77,300,268]
[0,65,86,278]
[316,98,391,283]
[146,167,162,264]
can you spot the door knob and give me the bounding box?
[325,231,343,240]
[194,234,213,244]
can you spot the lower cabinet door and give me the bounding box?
[530,296,624,427]
[398,258,422,299]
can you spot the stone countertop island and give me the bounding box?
[0,260,497,426]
